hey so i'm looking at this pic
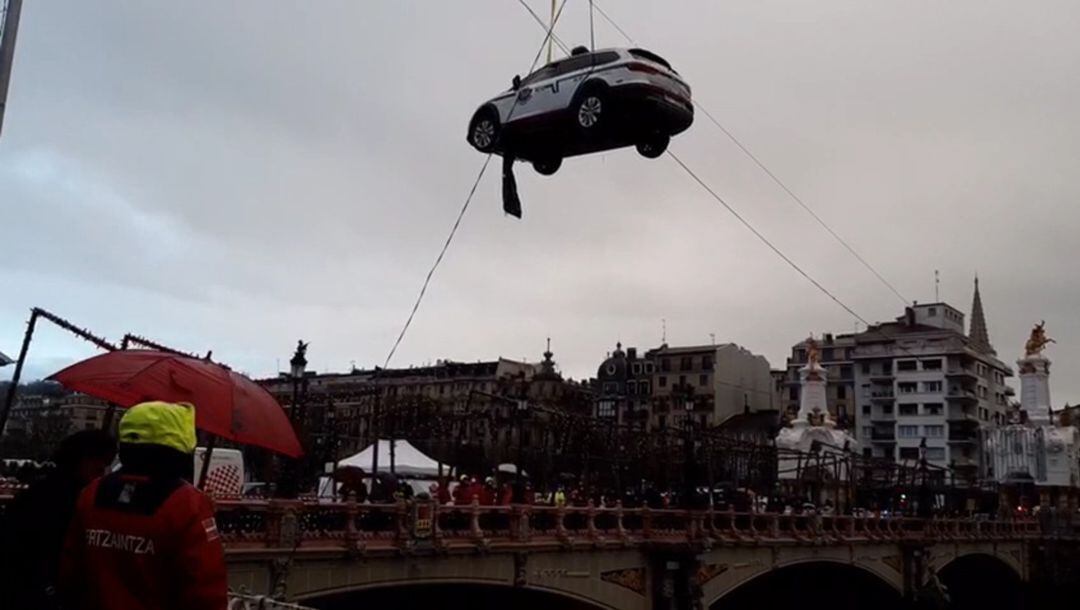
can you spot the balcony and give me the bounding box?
[945,367,978,380]
[948,427,979,443]
[871,429,896,441]
[869,371,894,382]
[870,413,895,423]
[869,390,895,402]
[946,388,978,404]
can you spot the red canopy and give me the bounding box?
[50,350,303,457]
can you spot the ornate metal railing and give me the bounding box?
[213,497,1048,555]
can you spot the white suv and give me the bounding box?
[467,47,693,175]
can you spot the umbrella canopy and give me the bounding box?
[50,350,302,457]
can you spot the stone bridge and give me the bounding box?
[219,500,1052,609]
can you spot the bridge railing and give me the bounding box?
[212,498,1052,553]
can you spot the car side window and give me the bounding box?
[554,55,595,76]
[522,65,557,86]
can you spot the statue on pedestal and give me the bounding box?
[1025,321,1055,357]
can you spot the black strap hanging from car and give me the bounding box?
[502,154,522,218]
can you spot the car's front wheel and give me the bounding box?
[572,85,607,132]
[636,134,670,159]
[533,157,562,176]
[468,108,501,153]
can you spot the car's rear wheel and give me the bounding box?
[636,134,670,159]
[572,85,607,132]
[533,157,562,176]
[469,108,501,153]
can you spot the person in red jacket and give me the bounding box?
[60,401,226,610]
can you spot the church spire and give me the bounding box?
[969,276,995,355]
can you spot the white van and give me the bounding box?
[194,447,245,497]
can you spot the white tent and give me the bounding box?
[337,439,444,478]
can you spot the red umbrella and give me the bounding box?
[49,350,303,457]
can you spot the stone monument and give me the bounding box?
[986,322,1079,506]
[776,337,857,483]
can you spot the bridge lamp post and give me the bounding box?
[281,341,309,498]
[515,398,528,502]
[682,386,696,509]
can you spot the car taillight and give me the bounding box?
[627,62,662,75]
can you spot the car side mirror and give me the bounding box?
[512,75,522,90]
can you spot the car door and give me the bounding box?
[505,64,558,125]
[509,54,596,125]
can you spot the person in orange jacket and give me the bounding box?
[60,401,226,610]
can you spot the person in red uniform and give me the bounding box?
[60,401,227,610]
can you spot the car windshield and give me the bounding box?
[629,48,676,73]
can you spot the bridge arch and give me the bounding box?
[296,579,612,610]
[936,552,1024,610]
[706,559,904,610]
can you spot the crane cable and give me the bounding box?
[513,1,929,361]
[382,0,570,369]
[568,1,911,307]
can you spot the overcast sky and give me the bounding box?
[2,1,1078,401]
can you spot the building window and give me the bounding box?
[597,401,615,418]
[898,425,919,438]
[862,426,873,438]
[837,385,847,399]
[899,447,920,460]
[823,348,834,361]
[639,381,651,394]
[898,382,917,394]
[928,307,937,316]
[699,374,709,387]
[922,359,942,370]
[897,360,917,372]
[680,357,692,371]
[789,387,798,400]
[702,356,713,371]
[679,375,687,386]
[882,404,894,414]
[862,405,871,415]
[661,358,671,372]
[632,363,642,375]
[659,376,667,388]
[926,447,946,461]
[606,364,616,375]
[840,365,853,379]
[861,362,871,374]
[627,381,637,395]
[923,381,942,393]
[863,448,873,458]
[645,362,656,374]
[924,425,944,437]
[899,403,918,416]
[923,403,943,416]
[603,382,617,394]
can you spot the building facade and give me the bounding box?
[788,280,1012,478]
[594,342,774,431]
[258,345,593,472]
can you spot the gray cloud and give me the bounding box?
[3,1,1079,402]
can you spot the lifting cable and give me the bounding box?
[512,1,927,362]
[382,0,570,369]
[565,1,911,307]
[668,150,873,330]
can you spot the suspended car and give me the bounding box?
[467,46,693,176]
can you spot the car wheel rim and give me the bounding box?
[473,120,495,148]
[578,96,602,128]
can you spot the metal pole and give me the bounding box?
[197,435,217,489]
[0,308,37,436]
[370,383,380,498]
[0,0,24,139]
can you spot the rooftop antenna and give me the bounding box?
[934,270,940,302]
[661,318,667,344]
[709,333,716,346]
